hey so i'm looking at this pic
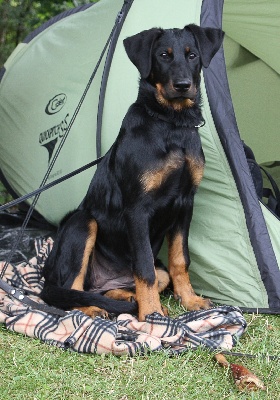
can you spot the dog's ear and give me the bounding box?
[185,25,224,68]
[123,29,163,79]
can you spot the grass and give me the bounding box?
[0,181,16,215]
[0,181,12,206]
[0,296,280,400]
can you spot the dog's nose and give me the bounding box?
[173,80,191,92]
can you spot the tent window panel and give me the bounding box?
[224,36,280,165]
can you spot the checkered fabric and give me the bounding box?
[0,238,247,356]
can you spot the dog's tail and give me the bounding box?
[40,285,138,315]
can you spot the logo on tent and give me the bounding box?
[39,113,69,163]
[45,93,67,115]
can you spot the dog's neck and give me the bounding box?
[137,80,204,128]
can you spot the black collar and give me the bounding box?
[144,105,205,128]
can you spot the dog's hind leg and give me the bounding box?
[70,219,97,291]
[42,211,107,317]
[69,219,109,318]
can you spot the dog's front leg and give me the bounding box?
[168,223,212,311]
[126,213,164,321]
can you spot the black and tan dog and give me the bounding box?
[41,24,224,321]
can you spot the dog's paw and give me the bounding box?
[91,307,109,319]
[175,294,213,311]
[75,305,109,319]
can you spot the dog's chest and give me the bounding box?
[140,128,204,193]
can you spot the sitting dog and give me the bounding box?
[41,24,224,321]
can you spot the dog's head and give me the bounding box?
[124,25,224,110]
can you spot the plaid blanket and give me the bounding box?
[0,238,247,356]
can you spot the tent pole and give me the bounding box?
[96,0,134,158]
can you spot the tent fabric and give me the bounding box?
[223,0,280,75]
[200,3,280,309]
[0,0,279,311]
[219,1,280,307]
[0,0,123,224]
[223,1,280,169]
[0,238,247,355]
[190,0,280,309]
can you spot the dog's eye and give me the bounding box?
[188,52,197,60]
[160,52,171,60]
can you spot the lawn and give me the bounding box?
[0,181,12,206]
[0,296,279,400]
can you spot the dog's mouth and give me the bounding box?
[155,82,197,111]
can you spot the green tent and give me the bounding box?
[0,0,279,312]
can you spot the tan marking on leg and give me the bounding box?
[140,151,184,192]
[104,272,169,300]
[168,233,212,311]
[75,305,108,319]
[185,156,204,187]
[71,220,97,291]
[134,275,164,321]
[104,288,136,302]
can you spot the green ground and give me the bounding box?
[0,296,279,400]
[0,181,12,206]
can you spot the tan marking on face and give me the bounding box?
[167,47,173,54]
[71,220,97,291]
[168,232,212,311]
[186,47,190,53]
[140,151,184,192]
[155,83,196,111]
[155,83,168,106]
[186,156,204,186]
[134,274,164,321]
[171,98,195,111]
